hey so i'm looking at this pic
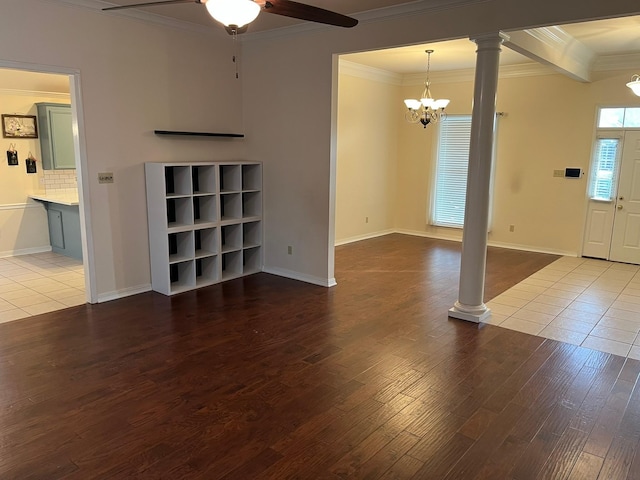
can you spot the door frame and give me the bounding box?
[0,59,97,304]
[581,104,640,263]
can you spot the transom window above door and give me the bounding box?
[598,107,640,128]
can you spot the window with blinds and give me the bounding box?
[432,115,473,228]
[589,137,621,201]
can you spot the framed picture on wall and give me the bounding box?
[1,114,38,138]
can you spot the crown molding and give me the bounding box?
[46,0,225,37]
[339,60,403,85]
[0,88,71,99]
[592,52,640,71]
[401,62,555,85]
[242,0,491,43]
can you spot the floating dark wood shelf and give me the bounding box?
[154,130,244,138]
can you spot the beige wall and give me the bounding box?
[1,0,245,299]
[0,90,72,256]
[3,0,639,293]
[336,67,640,256]
[243,0,640,285]
[335,70,399,243]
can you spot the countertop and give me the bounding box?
[29,192,79,206]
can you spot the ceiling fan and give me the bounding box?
[102,0,359,34]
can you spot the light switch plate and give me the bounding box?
[98,172,114,184]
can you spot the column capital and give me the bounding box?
[470,31,510,46]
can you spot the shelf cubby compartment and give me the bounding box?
[243,221,261,248]
[221,250,242,280]
[242,191,262,219]
[220,164,242,193]
[242,164,262,191]
[221,223,242,253]
[166,197,193,229]
[195,255,219,287]
[243,246,261,274]
[194,227,218,258]
[193,195,217,225]
[168,231,194,263]
[169,259,195,294]
[192,165,217,194]
[220,193,242,222]
[165,166,192,196]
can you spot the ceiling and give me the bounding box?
[100,0,418,33]
[97,1,640,75]
[341,16,640,74]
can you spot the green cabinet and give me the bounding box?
[36,103,76,170]
[44,203,82,260]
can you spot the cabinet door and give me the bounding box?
[48,107,76,169]
[47,209,65,250]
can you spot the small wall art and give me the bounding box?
[2,114,38,139]
[6,143,18,166]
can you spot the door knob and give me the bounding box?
[617,205,623,210]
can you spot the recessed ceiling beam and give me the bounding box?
[502,26,595,82]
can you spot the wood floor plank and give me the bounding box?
[6,234,623,479]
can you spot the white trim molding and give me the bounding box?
[339,60,403,86]
[97,283,152,303]
[0,246,52,259]
[262,266,337,288]
[0,202,44,211]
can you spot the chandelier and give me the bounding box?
[404,50,450,128]
[628,74,640,97]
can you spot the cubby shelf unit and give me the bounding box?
[145,161,262,295]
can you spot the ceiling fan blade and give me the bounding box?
[102,0,198,12]
[260,0,358,28]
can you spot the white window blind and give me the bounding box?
[589,137,620,201]
[432,115,472,228]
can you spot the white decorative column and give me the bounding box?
[449,32,507,323]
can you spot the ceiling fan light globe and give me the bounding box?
[205,0,260,28]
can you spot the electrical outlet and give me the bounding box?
[509,224,515,232]
[98,172,114,184]
[553,169,564,178]
[287,246,293,255]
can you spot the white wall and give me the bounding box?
[242,0,640,285]
[1,0,246,299]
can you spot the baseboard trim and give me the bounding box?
[97,284,152,303]
[372,229,577,257]
[0,246,52,258]
[262,266,337,288]
[335,229,396,246]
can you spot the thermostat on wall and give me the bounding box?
[565,168,582,178]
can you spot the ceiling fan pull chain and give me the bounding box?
[232,29,239,79]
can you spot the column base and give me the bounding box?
[448,302,492,323]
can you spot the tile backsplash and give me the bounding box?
[43,169,77,193]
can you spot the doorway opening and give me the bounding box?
[0,62,95,323]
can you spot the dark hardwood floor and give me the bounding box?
[1,234,638,479]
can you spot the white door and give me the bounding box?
[610,131,640,263]
[582,134,621,259]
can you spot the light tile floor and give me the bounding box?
[485,256,640,360]
[0,252,85,324]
